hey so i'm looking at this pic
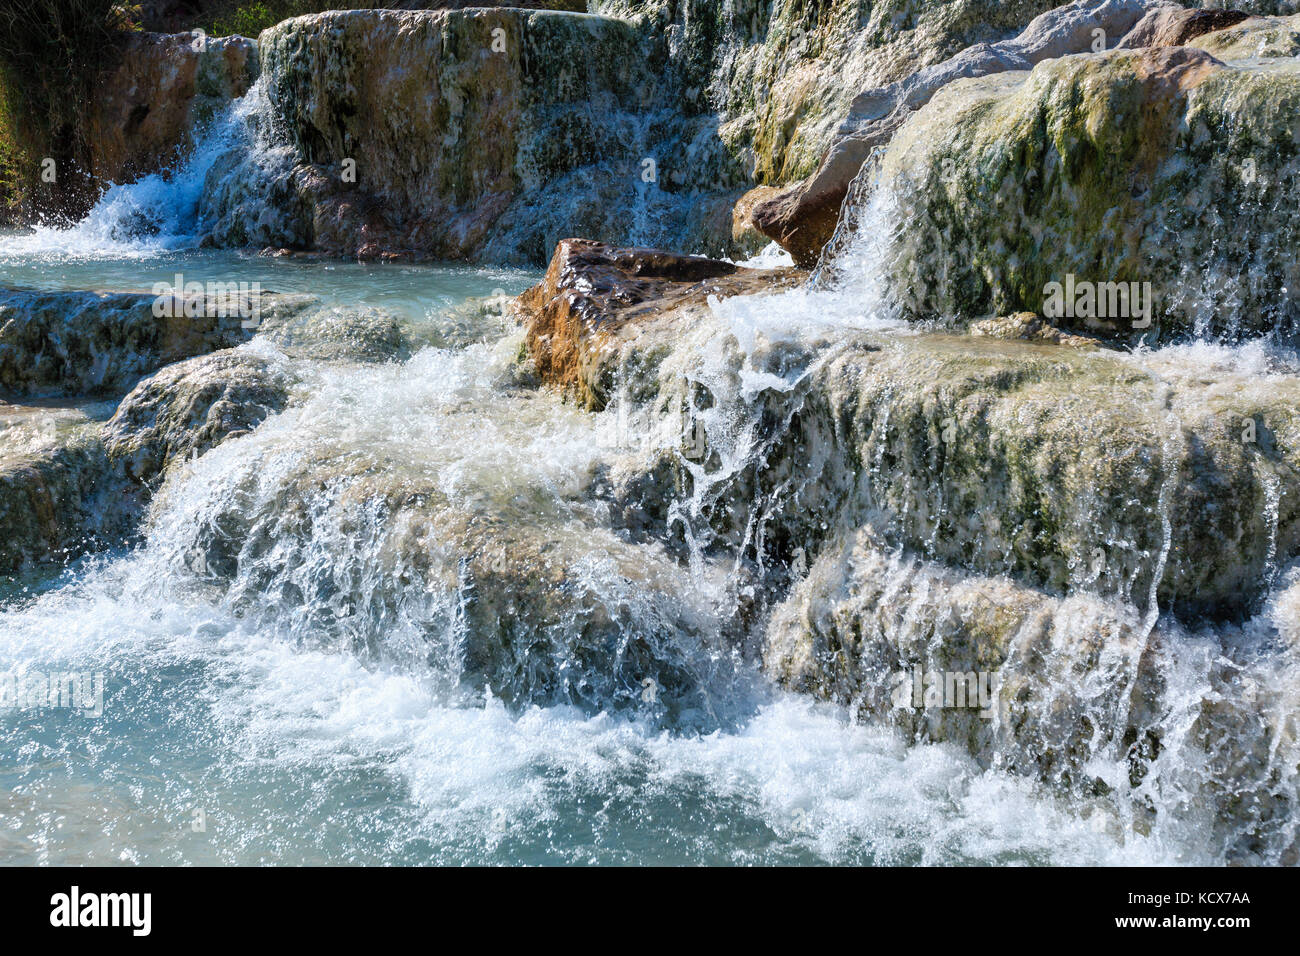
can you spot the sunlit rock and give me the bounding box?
[516,238,801,407]
[103,349,295,486]
[872,47,1300,340]
[1186,10,1300,57]
[0,407,128,572]
[750,0,1163,265]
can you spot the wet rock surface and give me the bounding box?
[750,0,1164,266]
[517,238,802,407]
[90,31,259,188]
[0,287,315,397]
[0,401,127,572]
[103,349,295,486]
[870,47,1300,339]
[514,240,1300,859]
[202,8,755,262]
[0,292,400,572]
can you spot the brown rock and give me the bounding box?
[751,175,855,270]
[517,239,801,407]
[731,186,784,250]
[1117,6,1252,49]
[87,31,257,188]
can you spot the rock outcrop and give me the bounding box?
[201,1,1205,263]
[1187,11,1300,57]
[866,47,1300,339]
[0,291,407,573]
[0,287,314,397]
[2,29,258,224]
[88,31,258,189]
[1116,5,1252,48]
[515,237,1300,859]
[517,239,801,407]
[0,400,128,571]
[103,349,294,486]
[519,240,1300,619]
[749,0,1166,266]
[202,8,758,262]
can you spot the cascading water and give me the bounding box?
[0,265,1169,863]
[3,57,1299,867]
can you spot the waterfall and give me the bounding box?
[0,84,276,262]
[3,11,1300,866]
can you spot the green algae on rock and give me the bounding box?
[870,47,1300,341]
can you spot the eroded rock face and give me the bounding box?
[145,433,743,724]
[0,346,295,573]
[514,239,1300,859]
[870,47,1300,339]
[202,8,758,262]
[87,31,258,189]
[764,525,1300,863]
[0,293,398,571]
[749,0,1164,266]
[201,1,1190,262]
[522,241,1300,617]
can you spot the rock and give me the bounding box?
[4,30,259,222]
[524,238,1300,618]
[509,237,1300,855]
[1117,6,1253,48]
[0,287,315,397]
[203,2,1161,262]
[751,0,1164,266]
[600,0,1084,191]
[764,524,1299,861]
[0,293,416,572]
[732,186,784,251]
[103,349,294,486]
[764,525,1163,776]
[969,312,1104,347]
[87,31,258,188]
[516,238,802,407]
[0,425,130,572]
[154,442,742,724]
[1187,11,1300,58]
[870,46,1300,340]
[0,342,300,572]
[209,8,713,262]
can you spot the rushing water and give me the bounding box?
[0,248,1169,865]
[0,86,1294,866]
